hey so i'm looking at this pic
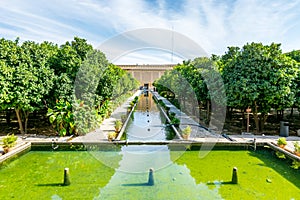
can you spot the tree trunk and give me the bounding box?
[241,110,245,130]
[259,113,268,132]
[277,110,283,120]
[290,107,294,118]
[206,100,210,125]
[253,112,259,133]
[5,110,11,124]
[24,111,30,134]
[15,109,25,134]
[198,101,202,120]
[253,102,259,133]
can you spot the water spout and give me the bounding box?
[52,139,59,150]
[148,168,154,186]
[231,167,238,184]
[63,168,71,186]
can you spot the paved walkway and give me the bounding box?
[152,92,217,139]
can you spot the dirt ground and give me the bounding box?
[0,110,57,137]
[1,109,299,137]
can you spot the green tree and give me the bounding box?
[222,42,298,132]
[286,50,300,109]
[0,39,55,134]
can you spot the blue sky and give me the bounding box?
[1,0,300,64]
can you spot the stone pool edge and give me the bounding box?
[0,141,31,164]
[2,139,300,164]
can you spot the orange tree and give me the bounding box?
[221,43,298,132]
[0,39,55,134]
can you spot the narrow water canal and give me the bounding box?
[125,90,167,141]
[95,91,219,199]
[119,90,171,173]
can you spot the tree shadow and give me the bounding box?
[248,149,300,189]
[36,183,64,187]
[206,181,234,185]
[122,183,151,187]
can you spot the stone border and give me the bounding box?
[267,142,300,162]
[0,142,31,164]
[116,99,138,141]
[152,92,183,139]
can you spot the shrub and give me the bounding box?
[171,117,180,127]
[168,112,176,120]
[73,100,101,136]
[108,132,118,141]
[277,137,287,147]
[182,126,191,136]
[47,99,100,136]
[2,134,17,148]
[115,120,123,132]
[293,142,300,154]
[47,100,75,136]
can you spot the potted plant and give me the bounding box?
[182,126,191,140]
[107,132,117,141]
[115,120,123,133]
[165,106,170,114]
[171,117,180,127]
[2,134,17,153]
[277,137,287,148]
[168,112,176,120]
[294,141,300,156]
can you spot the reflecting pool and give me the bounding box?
[1,92,299,199]
[1,148,299,199]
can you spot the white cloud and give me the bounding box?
[0,0,299,63]
[113,49,184,65]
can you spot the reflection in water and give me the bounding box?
[95,91,223,199]
[95,159,223,200]
[126,92,166,141]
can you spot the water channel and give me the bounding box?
[96,91,224,199]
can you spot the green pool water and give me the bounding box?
[0,148,299,200]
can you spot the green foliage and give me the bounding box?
[277,137,287,146]
[275,151,286,159]
[286,50,300,109]
[0,38,55,134]
[96,64,139,103]
[2,134,17,148]
[47,100,101,136]
[0,36,140,136]
[154,57,217,105]
[171,117,180,127]
[168,112,176,120]
[74,49,108,106]
[154,57,224,127]
[129,96,139,108]
[114,120,123,132]
[182,125,192,136]
[293,141,300,153]
[107,132,117,141]
[165,126,176,140]
[221,42,298,132]
[72,100,101,136]
[47,100,75,136]
[97,100,112,119]
[291,160,300,169]
[286,50,300,63]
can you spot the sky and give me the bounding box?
[1,0,300,64]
